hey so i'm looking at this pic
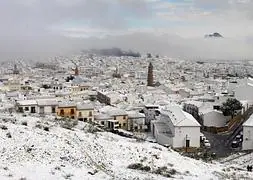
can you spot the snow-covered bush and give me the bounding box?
[43,126,49,131]
[0,124,8,130]
[127,163,143,170]
[6,132,11,138]
[21,121,27,126]
[60,119,78,130]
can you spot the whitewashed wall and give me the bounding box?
[203,111,230,127]
[242,126,253,150]
[173,126,200,148]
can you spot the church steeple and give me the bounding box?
[13,64,19,74]
[74,66,79,76]
[147,62,154,86]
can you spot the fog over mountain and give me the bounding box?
[1,0,253,60]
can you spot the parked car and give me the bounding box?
[236,134,243,142]
[231,141,239,148]
[236,135,242,140]
[200,134,206,142]
[204,139,211,148]
[204,142,211,148]
[240,131,243,136]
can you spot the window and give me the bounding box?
[89,118,92,122]
[31,107,36,113]
[89,111,93,116]
[101,121,104,125]
[213,105,220,110]
[52,107,56,113]
[114,116,116,120]
[60,109,64,115]
[18,107,23,113]
[70,109,75,115]
[25,107,29,111]
[123,116,126,119]
[79,112,82,117]
[123,123,126,127]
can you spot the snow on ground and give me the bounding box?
[223,152,253,170]
[0,113,252,180]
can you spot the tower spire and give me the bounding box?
[147,62,154,86]
[13,64,19,74]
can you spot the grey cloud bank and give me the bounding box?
[0,0,253,60]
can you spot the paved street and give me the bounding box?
[202,131,233,157]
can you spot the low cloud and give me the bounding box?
[0,0,253,60]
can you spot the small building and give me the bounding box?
[127,111,147,132]
[71,83,90,93]
[37,99,58,115]
[57,103,76,119]
[94,113,119,130]
[183,101,202,124]
[235,78,253,101]
[151,106,201,148]
[242,114,253,150]
[107,109,128,130]
[143,104,161,130]
[76,104,94,122]
[200,109,230,128]
[97,91,111,105]
[8,79,21,91]
[97,91,122,105]
[16,100,37,114]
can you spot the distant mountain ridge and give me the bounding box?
[205,32,223,38]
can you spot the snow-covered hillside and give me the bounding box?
[0,113,251,180]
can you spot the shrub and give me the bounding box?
[21,121,28,126]
[168,169,177,175]
[164,173,172,178]
[86,124,99,133]
[55,166,61,171]
[140,166,151,172]
[63,173,73,179]
[61,119,78,130]
[0,125,8,130]
[35,123,43,129]
[6,132,12,138]
[127,163,143,170]
[2,118,8,123]
[72,120,78,126]
[154,166,167,175]
[43,126,49,131]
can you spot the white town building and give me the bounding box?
[242,114,253,150]
[151,106,201,148]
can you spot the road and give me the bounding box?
[202,131,233,157]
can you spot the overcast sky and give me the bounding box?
[1,0,253,60]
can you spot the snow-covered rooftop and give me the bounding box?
[243,114,253,126]
[37,99,58,106]
[76,104,94,110]
[161,106,200,127]
[16,100,37,106]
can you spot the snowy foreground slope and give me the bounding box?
[0,114,252,180]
